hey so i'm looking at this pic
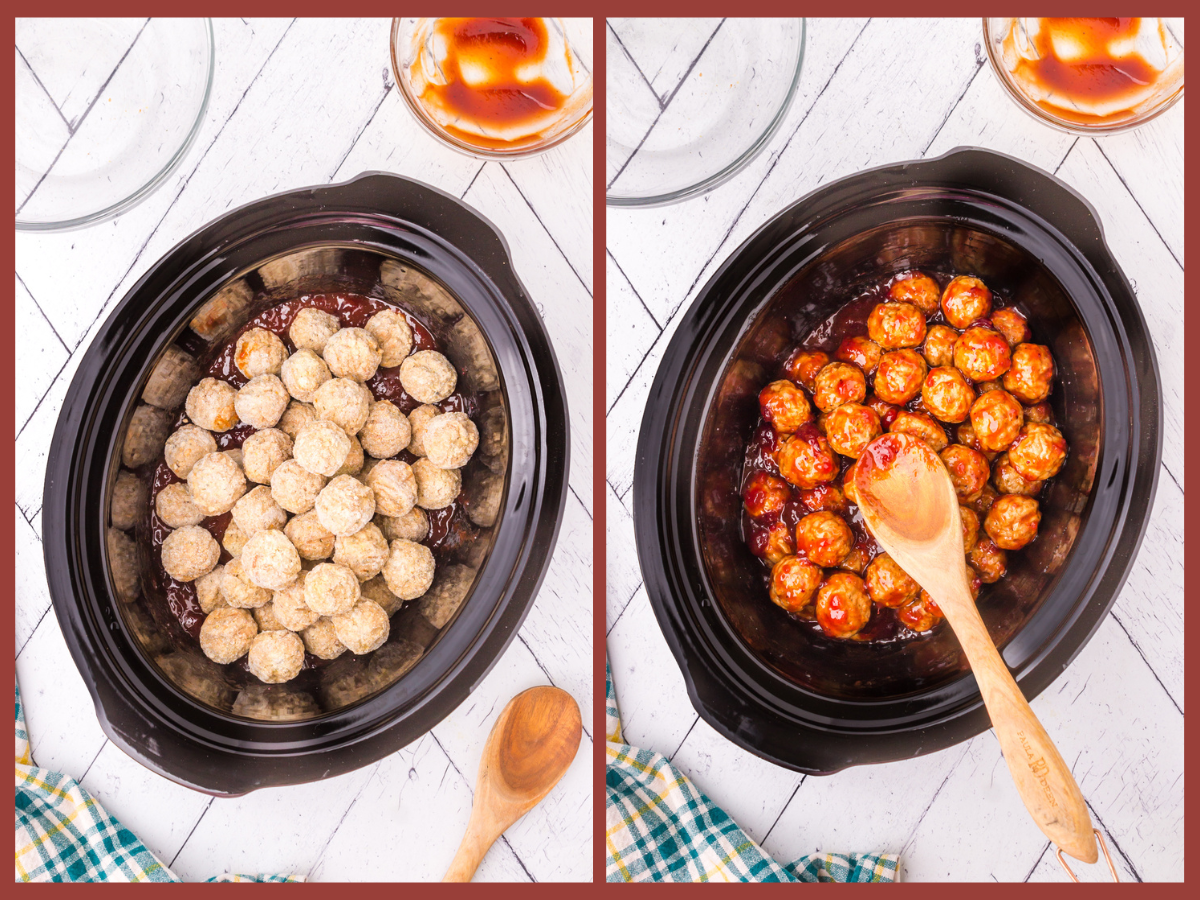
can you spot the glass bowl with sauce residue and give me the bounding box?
[391,17,592,159]
[984,17,1184,134]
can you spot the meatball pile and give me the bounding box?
[744,271,1066,641]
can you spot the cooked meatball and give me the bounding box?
[812,362,865,413]
[399,350,457,403]
[280,349,331,403]
[334,523,390,581]
[969,538,1008,583]
[273,574,321,631]
[783,349,830,391]
[984,494,1041,550]
[768,556,823,613]
[1003,343,1054,404]
[777,425,839,490]
[976,380,1002,394]
[365,309,414,367]
[253,601,287,633]
[161,525,220,582]
[940,444,990,502]
[969,389,1024,452]
[922,367,976,424]
[960,505,980,553]
[241,529,301,590]
[1024,401,1054,424]
[941,275,992,329]
[922,324,959,368]
[284,510,335,560]
[333,600,390,655]
[412,457,461,509]
[889,410,948,452]
[336,435,365,477]
[898,592,943,632]
[241,428,293,484]
[304,562,362,616]
[993,452,1043,496]
[278,401,319,441]
[973,483,1000,516]
[835,336,883,374]
[759,379,812,434]
[313,378,372,436]
[888,272,941,315]
[235,328,288,378]
[187,451,247,515]
[221,557,272,609]
[323,327,382,383]
[954,419,996,460]
[247,630,304,683]
[361,574,404,616]
[795,511,853,567]
[270,459,326,514]
[164,425,218,478]
[838,543,870,574]
[155,482,206,528]
[864,394,900,428]
[874,350,928,405]
[824,402,881,459]
[992,308,1031,345]
[354,402,409,460]
[377,507,430,543]
[954,326,1012,382]
[301,616,347,660]
[293,418,352,477]
[743,470,791,519]
[186,378,238,433]
[815,572,872,639]
[406,404,440,457]
[760,520,796,565]
[382,539,436,600]
[289,307,340,355]
[867,301,927,349]
[195,565,227,614]
[842,461,859,505]
[798,483,849,516]
[1008,422,1067,481]
[423,412,479,469]
[222,519,249,559]
[200,607,257,664]
[315,474,377,536]
[864,552,919,608]
[232,485,288,536]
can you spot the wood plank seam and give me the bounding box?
[1091,140,1183,272]
[16,273,71,355]
[15,44,71,134]
[497,164,592,298]
[606,20,662,111]
[607,249,662,329]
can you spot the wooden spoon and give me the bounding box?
[443,686,583,881]
[854,433,1097,864]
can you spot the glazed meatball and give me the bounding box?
[888,272,941,315]
[941,275,992,328]
[399,350,457,403]
[760,520,796,565]
[898,592,943,632]
[280,349,331,402]
[768,556,823,614]
[889,410,948,452]
[960,505,980,553]
[412,457,461,509]
[799,483,849,516]
[783,349,829,392]
[323,327,382,383]
[976,380,1001,394]
[954,419,996,460]
[270,459,326,515]
[222,519,249,559]
[973,483,1000,516]
[301,617,347,660]
[777,426,839,490]
[864,394,900,429]
[1008,422,1067,481]
[199,608,257,664]
[922,367,976,424]
[423,412,479,470]
[222,556,274,609]
[743,470,791,519]
[359,401,413,459]
[232,485,288,536]
[241,428,293,484]
[187,452,247,515]
[377,507,429,543]
[824,402,881,459]
[867,301,927,349]
[954,326,1011,382]
[304,562,362,616]
[293,419,352,477]
[922,324,959,368]
[813,362,867,413]
[365,460,419,517]
[795,511,853,567]
[984,495,1041,550]
[1024,402,1054,425]
[759,379,813,434]
[154,482,204,528]
[289,307,340,354]
[273,574,321,631]
[969,538,1008,583]
[332,600,390,655]
[278,401,319,441]
[864,553,919,608]
[315,475,377,536]
[241,529,302,590]
[382,538,436,600]
[164,425,218,478]
[842,461,860,505]
[235,328,288,378]
[992,308,1031,345]
[247,630,304,683]
[284,510,335,560]
[334,523,390,581]
[314,378,372,436]
[406,404,440,457]
[993,452,1043,496]
[838,544,870,574]
[365,309,414,367]
[835,336,882,374]
[186,378,238,433]
[161,525,220,582]
[1002,343,1054,404]
[969,389,1024,452]
[815,572,872,639]
[873,350,928,405]
[195,565,226,614]
[940,444,990,502]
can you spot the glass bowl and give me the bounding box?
[390,17,593,160]
[606,18,804,207]
[15,18,214,231]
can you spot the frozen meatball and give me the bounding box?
[874,350,928,405]
[232,685,320,721]
[816,572,872,639]
[336,435,365,477]
[164,425,218,478]
[315,474,377,536]
[769,556,822,613]
[155,482,206,528]
[235,327,288,378]
[824,402,881,459]
[399,350,457,403]
[835,336,883,374]
[1003,343,1054,404]
[247,630,304,683]
[195,564,227,614]
[743,470,791,519]
[783,349,830,392]
[187,451,247,515]
[993,452,1043,496]
[941,275,992,328]
[407,404,440,457]
[270,459,326,515]
[377,507,429,543]
[419,564,475,628]
[272,574,321,631]
[293,418,352,477]
[289,307,340,354]
[280,348,331,403]
[867,301,927,350]
[241,428,293,484]
[794,511,853,567]
[301,617,346,660]
[334,523,390,581]
[359,401,412,459]
[969,538,1008,583]
[223,447,244,470]
[365,309,414,367]
[304,562,361,616]
[161,525,219,582]
[107,528,139,603]
[186,378,238,433]
[777,425,838,490]
[865,553,920,608]
[241,530,301,590]
[940,444,990,502]
[922,324,959,368]
[412,458,461,509]
[313,378,372,436]
[200,608,257,664]
[235,375,288,430]
[285,510,335,560]
[254,601,287,633]
[322,328,380,384]
[361,574,404,616]
[954,326,1011,382]
[278,401,318,441]
[759,379,812,435]
[332,600,390,655]
[232,485,288,537]
[423,412,479,470]
[382,539,436,600]
[222,520,249,558]
[889,410,948,453]
[759,520,795,565]
[813,362,867,413]
[888,272,942,315]
[970,389,1024,452]
[922,367,976,424]
[1008,422,1068,481]
[992,308,1031,345]
[984,494,1041,550]
[960,505,980,553]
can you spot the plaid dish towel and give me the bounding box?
[606,662,900,883]
[15,680,300,883]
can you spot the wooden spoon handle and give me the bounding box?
[443,816,502,882]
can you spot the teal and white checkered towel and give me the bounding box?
[606,661,900,883]
[15,680,301,883]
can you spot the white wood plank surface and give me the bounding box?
[15,17,592,883]
[605,16,1183,883]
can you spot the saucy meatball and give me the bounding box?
[313,378,372,436]
[235,375,289,430]
[941,275,992,328]
[960,505,980,554]
[922,367,975,424]
[973,483,1000,516]
[768,556,823,614]
[289,307,340,355]
[161,525,220,582]
[783,349,829,392]
[969,538,1008,583]
[889,410,948,453]
[824,402,881,459]
[835,336,883,374]
[759,379,812,434]
[293,419,352,477]
[838,543,870,574]
[164,425,218,479]
[777,426,839,490]
[922,324,959,368]
[813,362,867,413]
[186,378,238,433]
[270,459,326,515]
[867,301,927,350]
[423,412,479,470]
[842,461,859,505]
[323,327,382,383]
[315,474,377,537]
[888,272,941,315]
[743,470,791,519]
[864,552,919,608]
[873,350,928,405]
[235,328,288,378]
[280,349,331,403]
[187,451,247,515]
[984,494,1041,550]
[815,573,872,639]
[285,509,335,561]
[155,483,206,528]
[247,630,304,684]
[969,389,1024,452]
[864,394,900,429]
[992,452,1043,496]
[200,608,257,665]
[954,326,1011,382]
[1002,343,1054,404]
[1008,422,1067,481]
[795,511,853,567]
[799,483,849,516]
[365,309,414,367]
[761,520,795,565]
[898,592,943,632]
[400,350,457,403]
[359,401,412,459]
[940,444,990,502]
[1024,402,1054,425]
[241,428,293,484]
[992,308,1031,345]
[954,419,996,460]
